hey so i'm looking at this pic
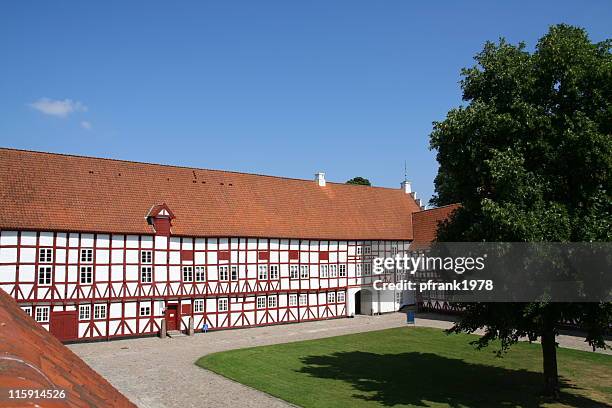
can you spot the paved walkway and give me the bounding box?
[69,313,611,408]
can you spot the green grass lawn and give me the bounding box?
[196,327,612,408]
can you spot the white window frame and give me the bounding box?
[80,266,93,284]
[330,264,337,278]
[79,304,91,320]
[269,265,279,280]
[257,296,266,309]
[320,264,328,278]
[356,264,362,276]
[230,265,238,281]
[299,294,308,305]
[37,266,52,286]
[300,265,309,279]
[139,305,151,317]
[267,296,277,308]
[339,264,347,277]
[194,299,204,313]
[80,248,93,263]
[38,248,53,263]
[93,304,107,319]
[182,266,194,282]
[140,250,152,264]
[357,246,362,255]
[288,294,298,307]
[35,306,49,323]
[219,266,229,281]
[289,265,299,279]
[218,298,228,312]
[141,266,153,283]
[364,263,371,275]
[258,265,268,280]
[20,306,32,316]
[195,266,206,282]
[328,292,336,303]
[338,291,345,303]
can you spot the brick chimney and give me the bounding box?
[315,172,326,187]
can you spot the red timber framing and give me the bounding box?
[0,229,410,342]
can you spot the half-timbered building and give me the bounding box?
[0,148,438,342]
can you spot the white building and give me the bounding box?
[0,148,445,342]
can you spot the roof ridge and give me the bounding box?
[0,146,403,192]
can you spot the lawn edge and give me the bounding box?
[195,359,302,407]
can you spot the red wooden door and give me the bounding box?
[50,311,78,342]
[165,304,179,331]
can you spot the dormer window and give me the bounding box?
[146,203,175,236]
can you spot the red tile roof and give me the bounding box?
[410,204,460,250]
[0,289,136,407]
[0,148,421,240]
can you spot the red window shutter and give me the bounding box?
[218,251,230,261]
[319,251,329,261]
[181,304,192,314]
[289,250,299,260]
[181,250,194,262]
[258,251,270,261]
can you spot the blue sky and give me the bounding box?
[1,1,610,204]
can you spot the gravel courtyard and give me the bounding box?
[69,313,611,408]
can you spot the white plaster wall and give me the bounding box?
[112,235,125,248]
[19,265,35,282]
[19,247,35,263]
[0,247,17,263]
[20,232,36,246]
[0,264,16,282]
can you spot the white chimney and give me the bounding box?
[315,172,326,187]
[400,180,412,194]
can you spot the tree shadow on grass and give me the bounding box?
[299,351,610,408]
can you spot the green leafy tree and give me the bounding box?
[429,24,611,398]
[346,177,371,186]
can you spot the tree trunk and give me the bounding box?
[541,314,559,399]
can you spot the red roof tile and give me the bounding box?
[410,204,460,250]
[0,148,421,240]
[0,289,135,407]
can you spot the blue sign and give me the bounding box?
[203,323,209,333]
